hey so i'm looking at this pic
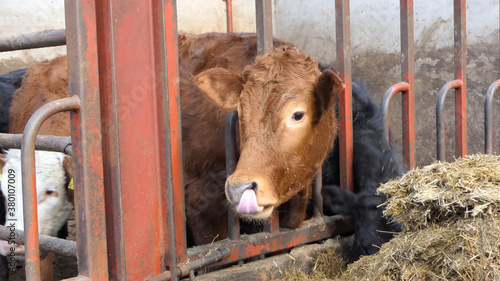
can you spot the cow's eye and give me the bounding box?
[46,189,56,195]
[292,112,305,121]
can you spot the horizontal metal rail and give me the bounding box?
[0,29,66,52]
[0,225,76,257]
[188,215,352,268]
[146,248,230,281]
[0,133,72,155]
[485,79,500,154]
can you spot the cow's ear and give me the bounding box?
[194,67,243,112]
[314,69,343,121]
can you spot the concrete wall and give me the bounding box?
[1,0,499,166]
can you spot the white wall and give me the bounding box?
[0,0,258,74]
[274,0,499,65]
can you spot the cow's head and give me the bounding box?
[195,46,343,221]
[0,149,74,255]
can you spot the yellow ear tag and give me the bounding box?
[68,178,74,190]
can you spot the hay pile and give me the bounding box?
[279,247,347,281]
[342,154,500,280]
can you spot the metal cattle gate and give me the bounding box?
[0,0,498,280]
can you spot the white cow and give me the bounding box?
[0,149,73,254]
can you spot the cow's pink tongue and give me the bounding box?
[236,189,260,214]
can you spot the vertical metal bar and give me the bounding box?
[65,0,109,279]
[255,0,273,54]
[225,113,241,240]
[21,98,80,281]
[95,0,179,279]
[485,80,500,154]
[255,0,278,232]
[94,0,126,278]
[164,0,186,269]
[335,0,353,191]
[225,0,233,32]
[400,0,415,169]
[312,169,323,217]
[454,0,467,158]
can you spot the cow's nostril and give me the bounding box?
[227,181,259,203]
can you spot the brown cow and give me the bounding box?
[181,33,342,244]
[0,56,74,280]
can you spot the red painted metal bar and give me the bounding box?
[94,0,126,278]
[163,0,187,269]
[381,83,409,138]
[64,0,109,279]
[95,0,182,279]
[484,80,500,154]
[224,0,233,32]
[436,80,463,161]
[335,0,353,191]
[454,0,467,158]
[0,29,66,52]
[188,215,353,268]
[400,0,416,169]
[20,97,80,281]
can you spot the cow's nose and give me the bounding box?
[226,181,258,204]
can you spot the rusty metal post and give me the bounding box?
[335,0,353,191]
[64,0,109,280]
[454,0,467,158]
[20,97,80,281]
[94,0,184,279]
[0,29,66,52]
[485,80,500,154]
[400,0,415,169]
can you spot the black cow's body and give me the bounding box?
[0,69,26,134]
[320,77,407,262]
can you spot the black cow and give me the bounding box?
[320,73,407,262]
[0,69,26,134]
